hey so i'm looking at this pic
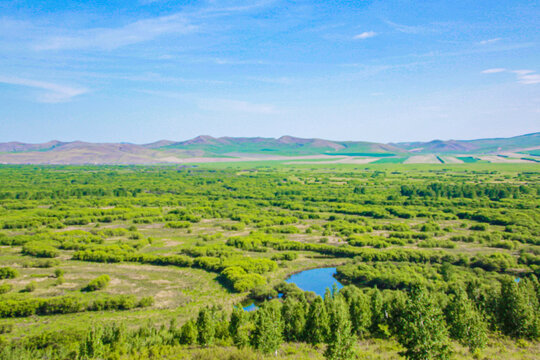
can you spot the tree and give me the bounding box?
[445,288,487,352]
[179,320,197,345]
[79,325,104,359]
[498,278,539,338]
[196,307,215,346]
[370,288,384,335]
[324,295,355,360]
[229,307,251,348]
[349,292,372,338]
[282,296,307,342]
[304,296,330,344]
[251,300,283,355]
[396,287,451,360]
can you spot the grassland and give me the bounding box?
[0,163,538,359]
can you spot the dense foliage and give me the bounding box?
[0,164,538,359]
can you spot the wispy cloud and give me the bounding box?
[384,20,426,34]
[513,70,540,85]
[354,31,377,40]
[481,68,506,74]
[482,68,540,85]
[479,38,502,45]
[0,75,87,102]
[35,13,197,51]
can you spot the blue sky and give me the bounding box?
[0,0,538,143]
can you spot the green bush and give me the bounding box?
[22,242,59,258]
[0,283,13,294]
[83,275,110,292]
[0,267,18,279]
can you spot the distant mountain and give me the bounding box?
[0,133,538,164]
[0,140,66,153]
[162,135,404,157]
[394,132,540,154]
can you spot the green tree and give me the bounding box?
[79,325,104,360]
[370,288,385,335]
[324,295,355,360]
[445,288,487,352]
[397,287,451,360]
[282,296,307,342]
[498,278,539,338]
[229,307,251,348]
[349,291,372,338]
[196,307,215,346]
[251,300,283,355]
[179,320,198,345]
[304,296,330,344]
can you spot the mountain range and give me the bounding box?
[0,133,538,165]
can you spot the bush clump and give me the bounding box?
[82,275,110,292]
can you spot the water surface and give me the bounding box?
[242,266,343,311]
[285,267,343,297]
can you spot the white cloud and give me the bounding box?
[481,68,506,74]
[35,13,197,51]
[354,31,377,40]
[481,68,540,85]
[514,70,540,85]
[0,75,87,103]
[384,20,426,34]
[479,38,502,45]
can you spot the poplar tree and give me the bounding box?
[349,292,372,338]
[445,288,487,352]
[282,296,307,342]
[498,278,540,338]
[179,320,197,345]
[304,296,330,344]
[196,307,215,346]
[251,300,283,355]
[324,295,355,360]
[397,287,451,360]
[229,307,251,348]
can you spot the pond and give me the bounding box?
[242,267,343,311]
[285,267,343,297]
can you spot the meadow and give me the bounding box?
[0,162,538,359]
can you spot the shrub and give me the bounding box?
[0,283,12,294]
[83,275,110,292]
[165,221,191,229]
[22,242,59,258]
[22,282,37,293]
[0,267,18,279]
[54,269,65,278]
[137,296,154,308]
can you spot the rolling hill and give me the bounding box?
[0,133,538,164]
[393,132,540,154]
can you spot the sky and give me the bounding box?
[0,0,538,143]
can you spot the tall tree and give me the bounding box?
[179,320,197,345]
[324,295,355,360]
[282,296,307,342]
[349,292,372,338]
[304,296,330,345]
[370,288,385,335]
[445,288,487,352]
[229,307,251,348]
[498,278,539,338]
[251,300,283,355]
[397,287,451,360]
[196,307,215,346]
